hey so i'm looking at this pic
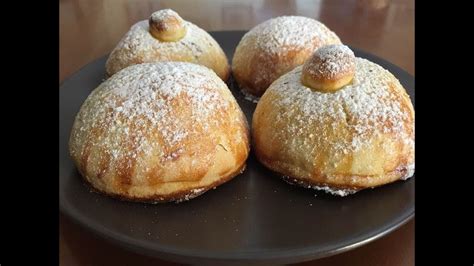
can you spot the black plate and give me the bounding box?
[60,31,414,265]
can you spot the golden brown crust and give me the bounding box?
[257,148,413,192]
[70,62,249,203]
[301,44,356,93]
[82,162,247,203]
[232,16,341,96]
[279,162,413,196]
[148,9,187,42]
[105,10,230,81]
[252,58,414,195]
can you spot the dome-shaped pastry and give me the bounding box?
[70,62,250,203]
[232,16,341,97]
[252,45,414,196]
[106,9,230,80]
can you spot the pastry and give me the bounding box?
[69,62,250,203]
[105,9,230,80]
[232,16,341,97]
[252,45,414,196]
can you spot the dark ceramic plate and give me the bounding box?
[60,31,414,265]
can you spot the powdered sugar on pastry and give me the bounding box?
[105,18,229,80]
[149,9,182,31]
[243,16,340,54]
[71,62,233,163]
[69,61,250,202]
[240,89,260,103]
[274,58,413,154]
[284,177,357,196]
[232,16,341,96]
[107,21,203,72]
[304,44,355,80]
[401,163,415,180]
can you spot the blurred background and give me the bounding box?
[60,0,414,82]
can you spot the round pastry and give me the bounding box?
[69,62,250,203]
[252,45,414,196]
[232,16,341,97]
[105,9,230,81]
[301,44,355,93]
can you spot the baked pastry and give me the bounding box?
[69,62,250,203]
[232,16,341,97]
[252,45,414,196]
[105,9,230,80]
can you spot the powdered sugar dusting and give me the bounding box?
[401,163,415,180]
[174,188,206,203]
[311,185,356,196]
[284,177,357,197]
[106,19,219,75]
[241,88,260,103]
[271,58,414,154]
[242,16,340,54]
[150,9,183,27]
[232,16,341,96]
[304,44,355,80]
[72,62,229,161]
[118,20,202,61]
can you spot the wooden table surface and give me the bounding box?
[60,0,414,265]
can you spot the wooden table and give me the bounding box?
[60,0,414,265]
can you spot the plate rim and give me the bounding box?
[60,30,414,263]
[60,201,413,262]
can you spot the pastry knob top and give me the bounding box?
[149,9,187,42]
[301,44,355,93]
